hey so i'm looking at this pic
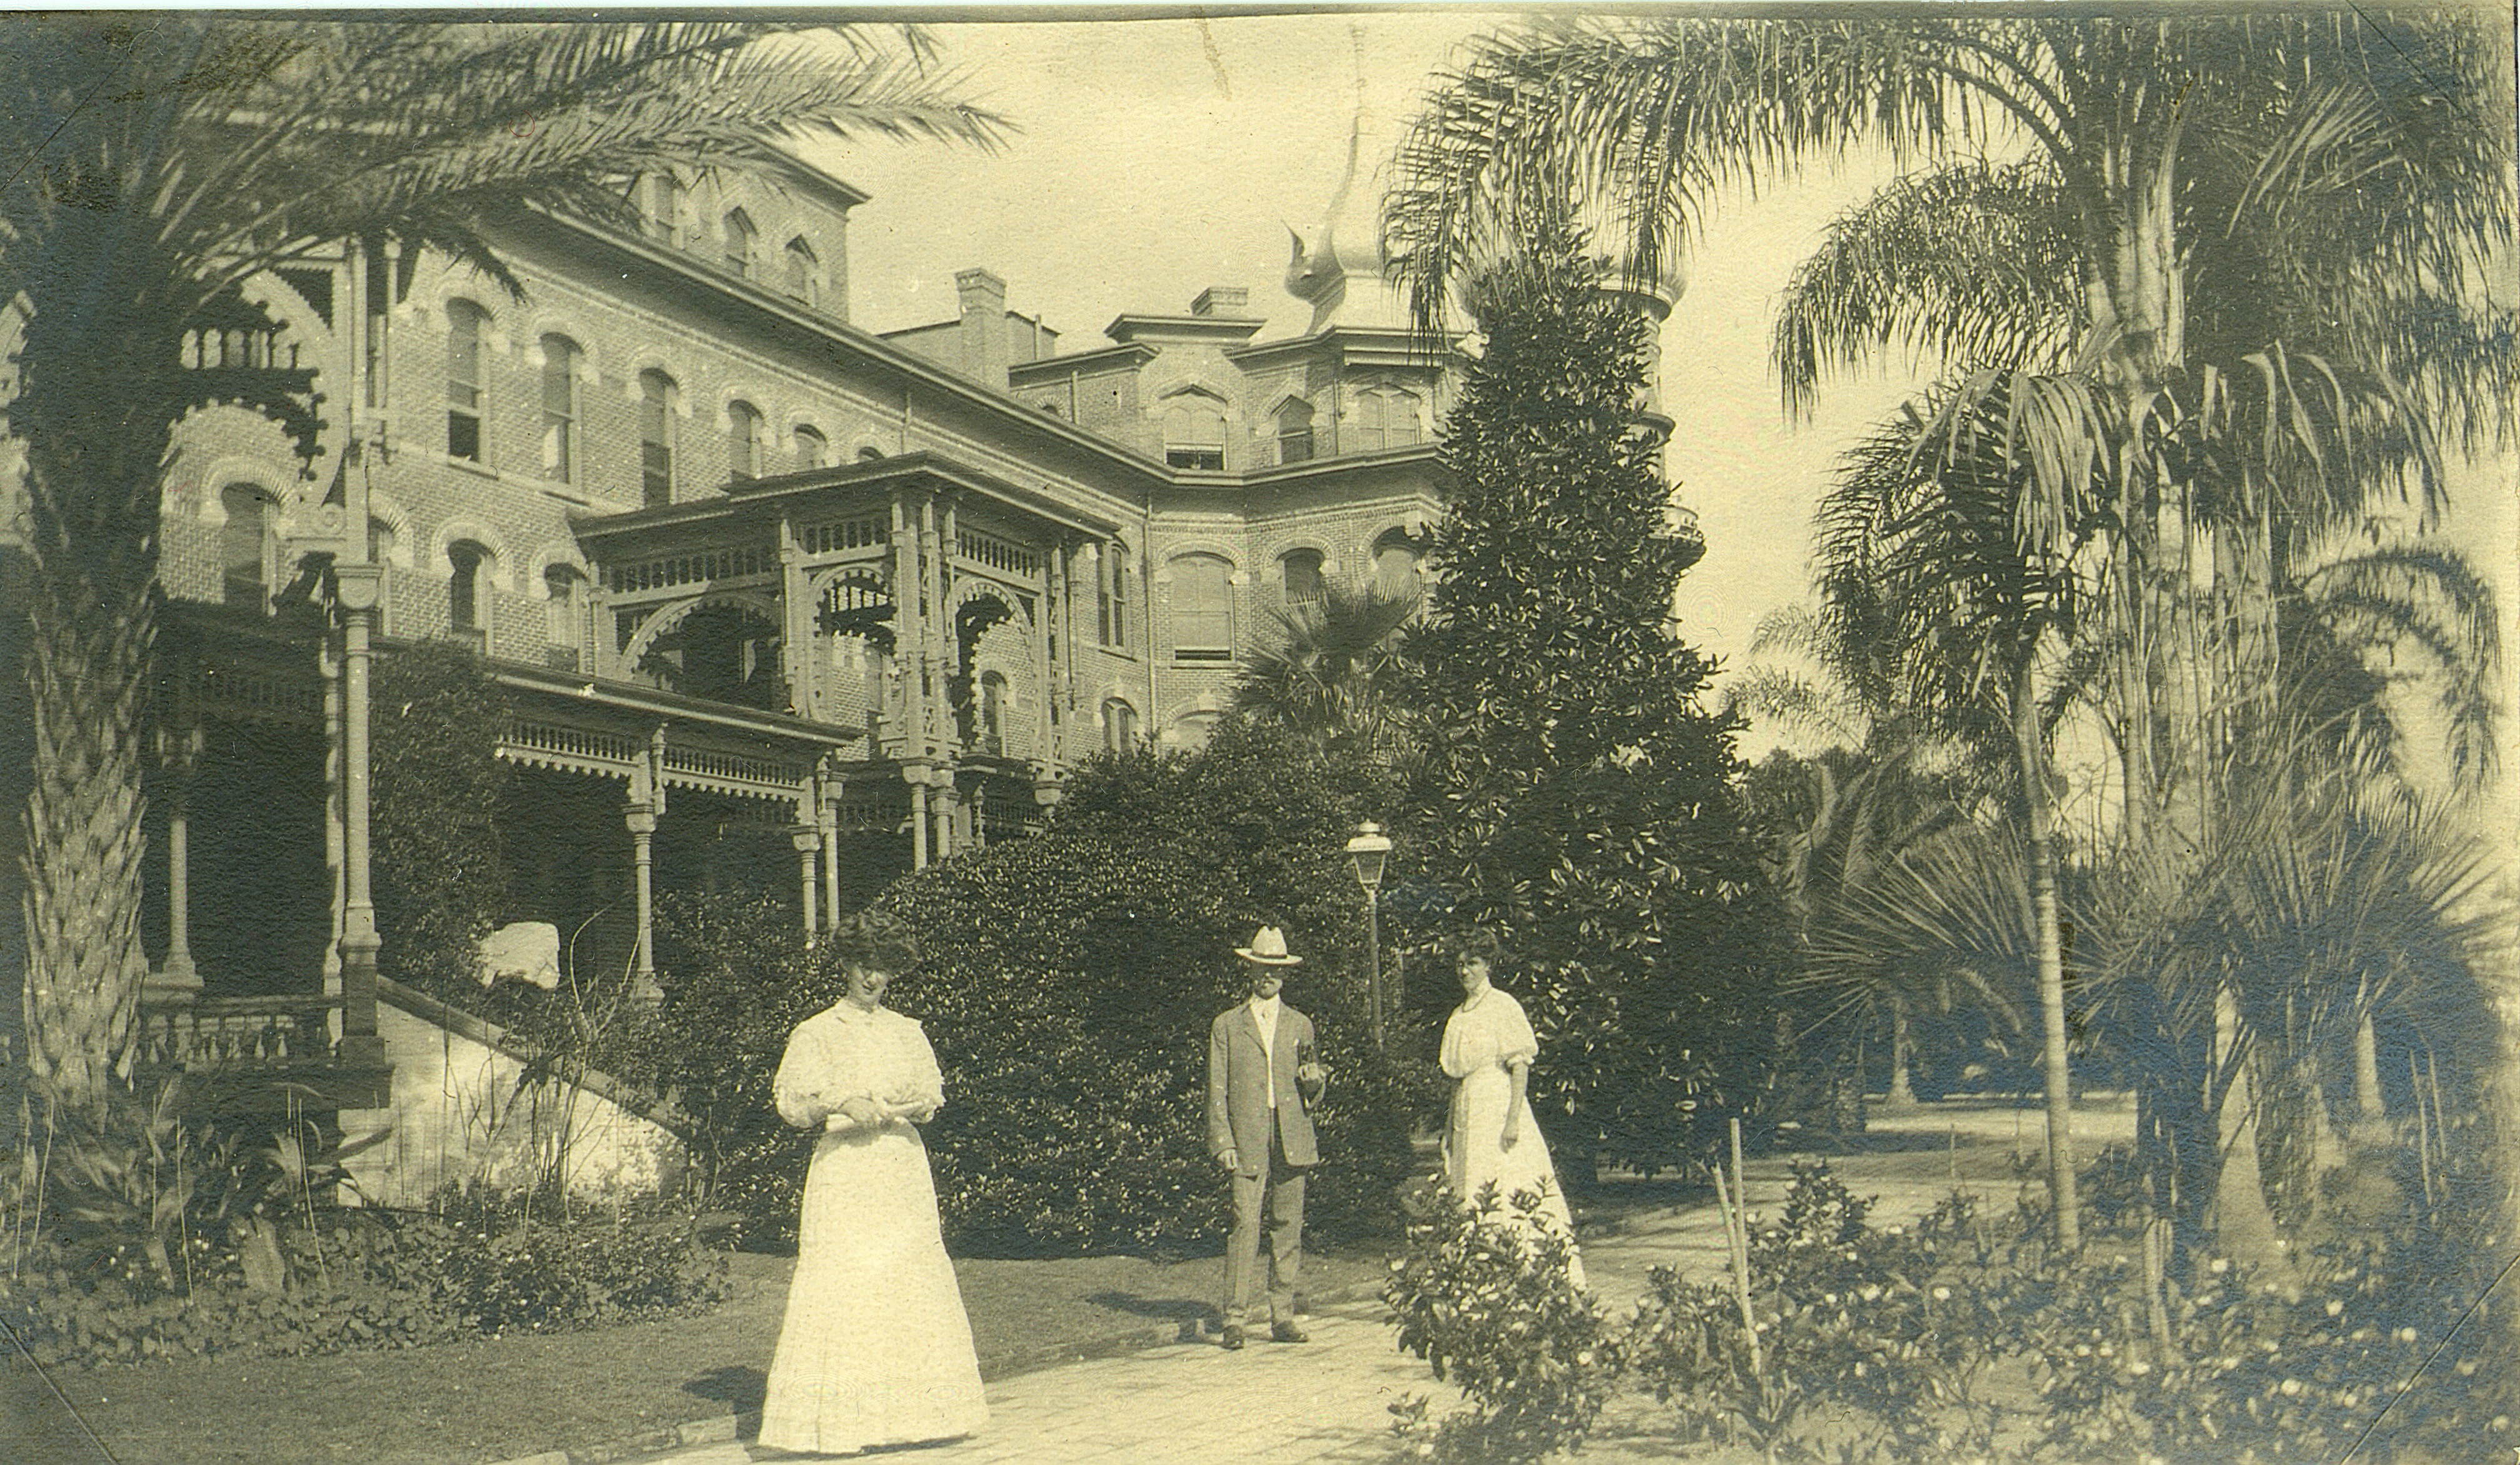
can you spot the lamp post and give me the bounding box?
[1344,821,1392,1050]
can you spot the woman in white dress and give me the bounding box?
[759,910,988,1456]
[1438,928,1584,1287]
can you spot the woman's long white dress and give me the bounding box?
[1439,987,1585,1286]
[759,1002,988,1455]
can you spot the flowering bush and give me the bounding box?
[1384,1182,1622,1463]
[1628,1165,2004,1463]
[2010,1222,2513,1462]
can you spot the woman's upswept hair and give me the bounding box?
[832,906,921,974]
[1436,926,1505,967]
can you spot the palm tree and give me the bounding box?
[1391,7,2512,1254]
[1732,606,1986,1111]
[1815,379,2109,1246]
[0,19,1000,1105]
[1234,580,1419,763]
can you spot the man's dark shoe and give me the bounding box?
[1220,1324,1246,1350]
[1270,1321,1311,1344]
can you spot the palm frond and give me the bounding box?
[1773,158,2082,417]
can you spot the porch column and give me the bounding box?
[818,764,842,932]
[969,781,988,852]
[892,492,924,761]
[334,558,385,1067]
[933,778,957,860]
[149,722,205,999]
[626,802,659,994]
[791,824,821,936]
[921,493,949,754]
[906,762,931,869]
[1046,540,1068,768]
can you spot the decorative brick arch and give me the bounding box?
[429,516,515,589]
[619,588,784,666]
[946,574,1036,631]
[806,561,896,602]
[192,456,292,528]
[526,543,594,599]
[621,350,695,415]
[363,490,417,568]
[525,318,604,381]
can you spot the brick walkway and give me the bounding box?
[618,1100,2132,1465]
[624,1299,1422,1465]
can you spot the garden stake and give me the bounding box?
[1711,1160,1761,1377]
[2409,1051,2433,1211]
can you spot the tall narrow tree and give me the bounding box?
[1402,225,1774,1174]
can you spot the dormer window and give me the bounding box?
[1351,386,1422,453]
[783,238,819,306]
[646,173,682,246]
[1275,400,1316,465]
[722,208,758,278]
[1162,391,1228,471]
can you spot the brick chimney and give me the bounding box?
[956,268,1011,387]
[1190,285,1248,317]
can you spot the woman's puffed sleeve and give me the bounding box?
[773,1016,835,1129]
[895,1019,946,1116]
[1500,994,1539,1067]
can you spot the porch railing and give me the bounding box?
[132,994,392,1111]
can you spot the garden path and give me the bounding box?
[614,1099,2133,1465]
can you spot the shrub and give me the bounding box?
[0,1202,728,1368]
[1629,1164,2004,1463]
[1384,1182,1621,1463]
[879,723,1436,1258]
[371,641,512,1009]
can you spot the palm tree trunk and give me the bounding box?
[19,557,156,1102]
[12,274,186,1109]
[2208,987,2288,1278]
[2016,663,2079,1251]
[1886,990,1917,1110]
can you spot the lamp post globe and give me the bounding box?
[1344,822,1392,1048]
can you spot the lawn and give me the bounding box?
[1,1243,1394,1465]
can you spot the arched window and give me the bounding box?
[646,172,682,245]
[792,424,828,471]
[1161,392,1228,471]
[219,484,270,610]
[1279,548,1324,604]
[1101,698,1139,754]
[639,369,678,507]
[783,238,819,306]
[447,541,491,640]
[1351,386,1422,453]
[726,400,764,482]
[721,208,757,278]
[1168,552,1234,662]
[978,671,1008,756]
[1096,542,1127,648]
[1274,399,1316,465]
[1170,710,1221,752]
[539,334,580,482]
[856,445,885,462]
[1372,529,1425,601]
[445,299,486,462]
[542,564,584,669]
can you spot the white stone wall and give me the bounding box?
[339,988,686,1208]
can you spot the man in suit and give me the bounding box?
[1208,925,1326,1349]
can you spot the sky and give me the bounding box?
[808,11,2517,794]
